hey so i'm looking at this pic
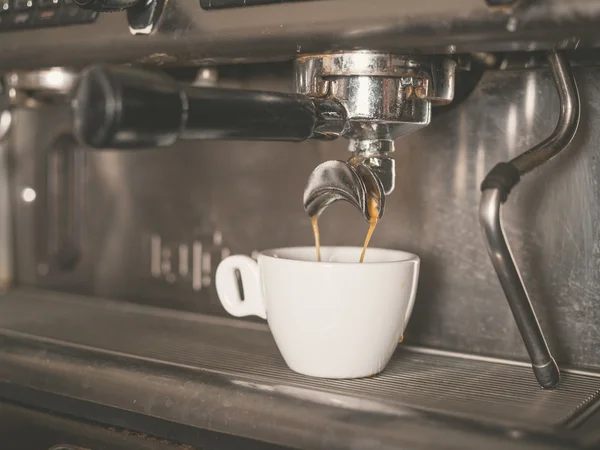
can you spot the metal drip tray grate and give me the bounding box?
[0,288,598,433]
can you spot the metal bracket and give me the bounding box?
[5,68,78,107]
[295,52,456,145]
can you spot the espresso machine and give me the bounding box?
[2,0,600,448]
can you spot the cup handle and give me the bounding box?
[215,255,267,319]
[403,261,420,327]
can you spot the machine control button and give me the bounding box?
[59,5,97,23]
[78,9,98,21]
[34,7,59,24]
[0,0,97,30]
[8,10,33,26]
[59,4,78,21]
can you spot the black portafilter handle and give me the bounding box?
[72,65,343,149]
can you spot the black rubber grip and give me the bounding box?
[73,65,184,149]
[180,85,317,142]
[72,64,320,149]
[480,162,521,202]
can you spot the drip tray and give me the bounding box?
[0,288,598,450]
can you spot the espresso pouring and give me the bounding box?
[311,193,380,263]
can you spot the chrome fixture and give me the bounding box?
[480,51,580,389]
[0,77,10,141]
[298,53,456,221]
[5,68,78,107]
[4,68,84,272]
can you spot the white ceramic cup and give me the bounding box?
[215,246,420,379]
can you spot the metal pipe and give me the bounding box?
[479,51,580,389]
[510,51,580,175]
[479,189,559,388]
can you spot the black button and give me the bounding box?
[12,0,33,10]
[59,5,96,23]
[34,7,59,24]
[0,0,10,12]
[8,10,33,26]
[78,8,97,21]
[59,4,79,21]
[37,0,59,7]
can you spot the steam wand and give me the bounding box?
[479,50,580,389]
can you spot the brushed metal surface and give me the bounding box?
[0,138,12,289]
[9,66,600,370]
[0,1,600,69]
[0,343,577,450]
[0,288,597,450]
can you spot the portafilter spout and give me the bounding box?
[303,138,394,221]
[303,157,386,222]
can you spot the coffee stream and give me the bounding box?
[311,194,379,263]
[359,196,380,263]
[311,216,322,262]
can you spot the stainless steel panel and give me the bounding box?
[10,66,600,369]
[0,288,595,450]
[0,137,12,289]
[1,0,600,69]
